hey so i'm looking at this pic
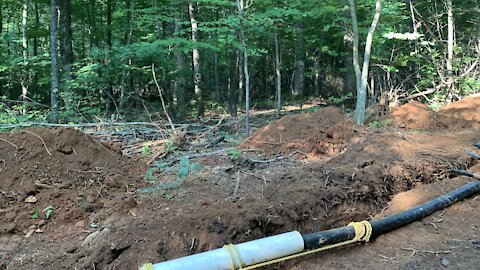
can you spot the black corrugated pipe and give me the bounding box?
[142,171,480,270]
[303,178,480,249]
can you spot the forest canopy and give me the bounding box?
[0,0,478,127]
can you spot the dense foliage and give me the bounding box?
[0,0,478,124]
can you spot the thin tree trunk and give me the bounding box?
[152,0,162,39]
[33,0,39,56]
[274,31,281,116]
[106,0,115,113]
[59,0,74,109]
[228,49,238,117]
[173,15,186,120]
[446,0,455,98]
[237,0,250,135]
[214,51,220,102]
[293,22,305,99]
[189,2,204,117]
[21,0,29,114]
[50,0,59,123]
[0,2,2,34]
[238,51,244,105]
[314,50,322,97]
[6,6,12,55]
[348,0,382,125]
[120,0,133,110]
[88,0,97,48]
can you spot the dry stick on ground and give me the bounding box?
[401,247,452,257]
[152,64,176,134]
[225,172,242,201]
[24,130,51,155]
[249,150,303,164]
[149,64,177,165]
[0,138,18,149]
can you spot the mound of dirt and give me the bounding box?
[242,106,361,157]
[0,127,145,195]
[440,94,480,124]
[389,100,478,129]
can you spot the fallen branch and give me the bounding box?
[152,64,176,135]
[249,151,303,164]
[24,130,51,155]
[0,138,18,149]
[401,247,452,256]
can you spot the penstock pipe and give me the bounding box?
[303,178,480,248]
[143,179,480,270]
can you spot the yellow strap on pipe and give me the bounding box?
[225,220,372,270]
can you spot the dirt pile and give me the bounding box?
[390,96,480,130]
[242,106,361,157]
[0,127,145,195]
[439,94,480,123]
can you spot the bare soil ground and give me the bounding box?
[0,96,479,270]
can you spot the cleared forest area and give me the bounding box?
[0,0,479,269]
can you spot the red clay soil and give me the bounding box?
[0,111,479,270]
[0,127,145,235]
[242,106,361,157]
[292,165,480,270]
[439,94,480,123]
[389,95,480,130]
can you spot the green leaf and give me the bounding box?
[177,166,189,179]
[43,205,55,220]
[30,212,39,219]
[179,157,190,167]
[192,163,202,172]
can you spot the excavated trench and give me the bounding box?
[85,132,476,270]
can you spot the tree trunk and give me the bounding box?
[446,0,455,98]
[238,51,244,105]
[292,22,305,99]
[237,0,250,135]
[59,0,73,71]
[314,50,323,97]
[348,0,382,125]
[153,0,162,39]
[59,0,74,110]
[0,2,2,34]
[227,49,238,117]
[106,0,115,113]
[88,0,97,48]
[214,51,220,102]
[173,15,186,120]
[120,0,133,110]
[33,0,39,56]
[189,2,204,117]
[21,0,29,114]
[274,31,282,116]
[50,0,59,123]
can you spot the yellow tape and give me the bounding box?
[223,243,244,269]
[226,220,372,270]
[142,263,153,270]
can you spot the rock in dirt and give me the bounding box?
[441,258,450,267]
[82,228,111,248]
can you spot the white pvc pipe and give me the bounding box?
[141,231,304,270]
